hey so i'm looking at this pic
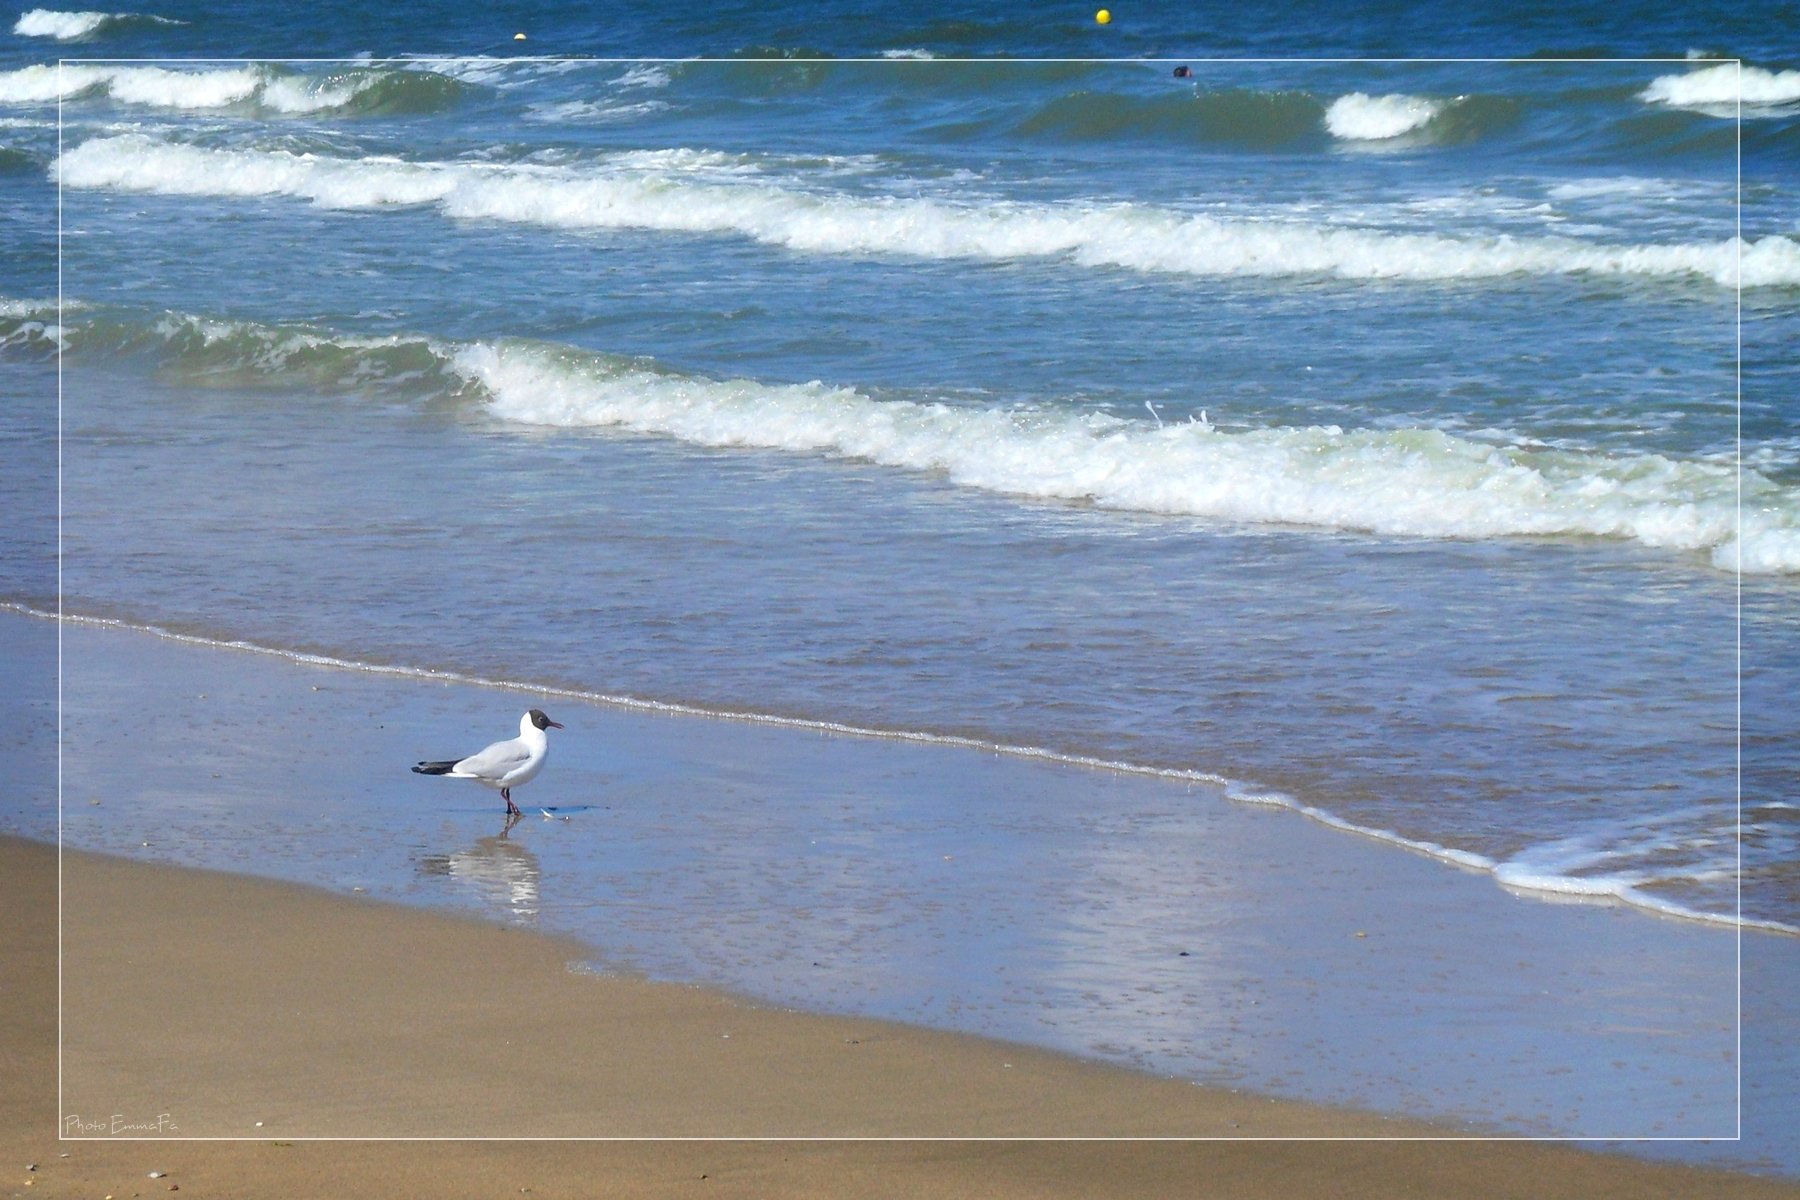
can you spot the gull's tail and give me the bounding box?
[412,760,458,775]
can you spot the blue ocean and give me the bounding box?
[2,0,1796,1164]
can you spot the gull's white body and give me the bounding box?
[414,709,564,816]
[443,711,552,792]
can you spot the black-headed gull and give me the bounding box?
[413,709,564,816]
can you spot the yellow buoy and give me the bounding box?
[514,32,526,40]
[1095,8,1111,24]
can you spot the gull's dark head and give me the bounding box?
[528,708,564,731]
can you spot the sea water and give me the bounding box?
[1,0,1796,1161]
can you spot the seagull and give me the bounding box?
[413,709,564,817]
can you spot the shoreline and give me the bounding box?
[11,834,1800,1197]
[12,600,1789,936]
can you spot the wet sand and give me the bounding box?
[9,834,1800,1198]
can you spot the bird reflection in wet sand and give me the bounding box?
[420,816,541,923]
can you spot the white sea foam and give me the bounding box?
[524,98,669,124]
[0,63,98,102]
[1641,62,1800,111]
[53,134,1800,289]
[0,319,64,349]
[147,310,437,359]
[1546,177,1664,201]
[1228,788,1789,936]
[256,73,377,114]
[0,64,400,112]
[1488,817,1798,933]
[11,8,178,38]
[104,64,262,108]
[881,49,935,59]
[57,134,462,203]
[14,8,110,37]
[616,63,672,88]
[398,54,586,89]
[1324,92,1442,140]
[448,339,1800,574]
[0,296,71,349]
[1229,787,1499,872]
[399,55,514,87]
[0,63,258,107]
[0,296,72,318]
[603,147,760,174]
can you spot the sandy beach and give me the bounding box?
[8,834,1798,1199]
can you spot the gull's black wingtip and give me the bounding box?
[413,760,457,776]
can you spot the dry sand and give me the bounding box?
[8,834,1797,1198]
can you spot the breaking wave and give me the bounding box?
[1325,92,1442,140]
[1640,62,1800,112]
[53,303,1790,573]
[451,339,1798,574]
[10,8,182,39]
[52,133,1800,288]
[0,62,466,114]
[0,296,69,355]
